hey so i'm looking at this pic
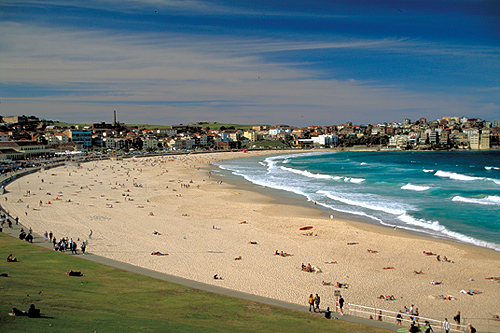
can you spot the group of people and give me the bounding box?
[19,228,33,243]
[423,251,452,263]
[301,263,315,272]
[308,294,321,313]
[394,307,476,333]
[394,305,420,326]
[0,213,17,228]
[49,234,87,255]
[307,293,344,318]
[378,294,395,301]
[11,304,40,318]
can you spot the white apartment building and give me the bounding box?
[311,134,338,146]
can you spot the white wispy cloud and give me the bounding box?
[0,20,493,124]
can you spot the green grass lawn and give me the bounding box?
[0,234,390,332]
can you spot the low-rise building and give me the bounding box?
[311,134,338,146]
[64,129,92,148]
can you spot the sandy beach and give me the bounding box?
[3,151,500,330]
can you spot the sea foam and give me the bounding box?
[318,190,407,215]
[280,166,332,179]
[452,195,500,206]
[434,170,484,181]
[401,183,430,191]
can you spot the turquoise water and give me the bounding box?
[216,151,500,251]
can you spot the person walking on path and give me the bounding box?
[396,310,402,325]
[424,320,433,333]
[453,311,461,329]
[81,241,87,255]
[314,294,320,313]
[308,294,314,312]
[339,295,344,315]
[443,318,450,333]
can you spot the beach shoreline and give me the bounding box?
[3,151,500,331]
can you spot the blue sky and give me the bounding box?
[1,0,499,126]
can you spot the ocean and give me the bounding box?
[216,150,500,251]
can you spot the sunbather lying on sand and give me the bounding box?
[347,242,358,245]
[234,256,242,260]
[460,289,481,295]
[367,249,378,253]
[248,241,257,244]
[324,261,338,264]
[378,295,395,300]
[430,280,442,285]
[383,266,395,269]
[423,251,435,255]
[336,282,349,288]
[438,295,454,300]
[321,281,332,286]
[485,277,500,281]
[274,250,293,257]
[151,251,168,256]
[302,263,315,272]
[413,270,423,275]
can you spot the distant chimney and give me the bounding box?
[113,110,117,127]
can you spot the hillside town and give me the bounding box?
[0,114,498,161]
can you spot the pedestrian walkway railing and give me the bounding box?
[345,303,470,332]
